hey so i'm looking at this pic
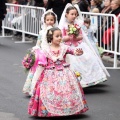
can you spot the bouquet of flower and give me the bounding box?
[22,49,35,72]
[68,24,81,37]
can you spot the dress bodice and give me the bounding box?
[45,57,69,71]
[62,26,82,47]
[44,44,74,70]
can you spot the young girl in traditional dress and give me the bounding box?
[35,9,58,49]
[59,3,110,88]
[22,10,58,96]
[28,27,88,117]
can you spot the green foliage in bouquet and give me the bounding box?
[68,24,80,37]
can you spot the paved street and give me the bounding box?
[0,37,120,120]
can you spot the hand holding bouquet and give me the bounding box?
[22,49,35,72]
[68,24,81,37]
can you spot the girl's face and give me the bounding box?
[45,15,55,27]
[84,23,90,28]
[43,0,48,5]
[12,0,16,3]
[90,0,96,6]
[52,30,62,45]
[66,9,78,23]
[103,0,111,7]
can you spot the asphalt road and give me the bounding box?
[0,37,120,120]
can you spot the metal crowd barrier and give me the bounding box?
[1,3,45,43]
[81,12,120,69]
[1,4,120,69]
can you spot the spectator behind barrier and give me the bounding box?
[102,0,120,58]
[0,0,7,33]
[89,0,103,12]
[46,0,72,22]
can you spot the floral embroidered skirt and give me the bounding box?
[28,67,88,117]
[23,71,34,95]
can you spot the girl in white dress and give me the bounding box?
[59,3,110,88]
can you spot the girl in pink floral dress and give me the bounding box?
[28,27,88,117]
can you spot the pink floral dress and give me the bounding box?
[28,44,88,117]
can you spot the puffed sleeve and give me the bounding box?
[36,49,47,66]
[66,46,74,55]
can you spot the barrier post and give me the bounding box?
[113,15,119,68]
[2,21,5,37]
[15,6,32,43]
[81,12,120,69]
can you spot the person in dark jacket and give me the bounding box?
[0,0,7,32]
[77,0,90,12]
[46,0,72,22]
[34,0,44,7]
[18,0,27,5]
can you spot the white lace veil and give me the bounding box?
[59,3,84,30]
[41,26,53,50]
[40,10,58,49]
[41,9,58,30]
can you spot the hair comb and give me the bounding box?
[49,30,52,35]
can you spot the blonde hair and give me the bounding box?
[92,8,100,13]
[111,0,120,6]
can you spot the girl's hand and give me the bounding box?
[75,48,83,55]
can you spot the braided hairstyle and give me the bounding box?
[46,27,61,43]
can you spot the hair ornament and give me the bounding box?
[49,30,52,35]
[47,9,53,13]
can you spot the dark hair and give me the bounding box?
[66,6,78,16]
[81,0,89,6]
[92,0,102,6]
[44,12,56,24]
[47,27,61,43]
[84,18,91,24]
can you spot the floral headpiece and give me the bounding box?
[48,30,52,35]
